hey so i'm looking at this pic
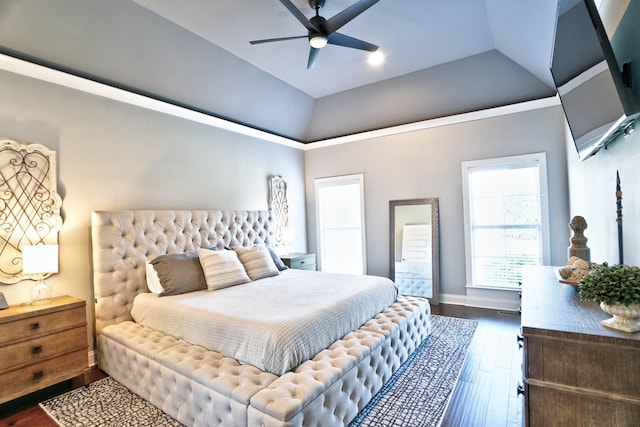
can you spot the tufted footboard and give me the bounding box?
[98,296,431,427]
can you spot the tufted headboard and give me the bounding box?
[91,210,274,335]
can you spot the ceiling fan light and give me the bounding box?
[368,50,385,66]
[310,35,328,49]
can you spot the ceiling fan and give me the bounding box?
[249,0,380,69]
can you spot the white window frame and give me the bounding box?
[462,153,550,290]
[314,174,367,274]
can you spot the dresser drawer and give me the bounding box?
[0,306,86,345]
[0,326,87,372]
[282,254,316,270]
[0,349,87,403]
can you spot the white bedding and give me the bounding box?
[131,269,397,375]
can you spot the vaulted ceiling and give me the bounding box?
[0,0,560,142]
[132,0,558,98]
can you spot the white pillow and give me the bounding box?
[145,262,164,293]
[234,244,279,281]
[198,249,250,291]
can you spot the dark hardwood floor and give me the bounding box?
[0,305,523,427]
[435,304,523,427]
[0,368,107,427]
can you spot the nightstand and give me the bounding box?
[280,253,316,271]
[0,295,89,404]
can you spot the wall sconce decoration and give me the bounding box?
[269,175,289,245]
[22,244,59,303]
[0,139,62,284]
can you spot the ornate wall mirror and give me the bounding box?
[389,198,440,304]
[0,140,62,284]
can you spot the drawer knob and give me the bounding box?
[33,370,44,380]
[31,322,40,330]
[32,345,43,354]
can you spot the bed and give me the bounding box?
[92,210,432,426]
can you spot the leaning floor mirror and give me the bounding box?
[389,198,440,305]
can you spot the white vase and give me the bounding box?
[600,302,640,332]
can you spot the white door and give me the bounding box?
[315,174,366,274]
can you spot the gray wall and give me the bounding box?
[0,69,306,348]
[305,105,570,305]
[566,125,640,266]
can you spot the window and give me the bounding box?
[462,153,550,289]
[315,174,367,274]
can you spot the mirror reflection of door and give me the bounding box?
[390,199,439,304]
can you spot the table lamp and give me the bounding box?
[22,244,58,304]
[282,226,295,256]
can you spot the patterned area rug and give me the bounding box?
[350,315,478,427]
[41,315,477,427]
[40,377,183,427]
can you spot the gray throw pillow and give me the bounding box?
[266,245,289,271]
[150,252,207,296]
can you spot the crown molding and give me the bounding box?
[303,96,560,150]
[0,52,303,149]
[1,52,559,151]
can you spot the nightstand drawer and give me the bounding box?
[0,306,86,345]
[282,253,316,270]
[293,262,316,271]
[0,326,87,372]
[0,349,87,403]
[0,295,89,404]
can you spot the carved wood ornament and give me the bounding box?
[269,175,288,244]
[0,140,62,284]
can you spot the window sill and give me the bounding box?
[466,284,522,292]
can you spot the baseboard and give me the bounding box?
[440,292,521,312]
[88,349,98,367]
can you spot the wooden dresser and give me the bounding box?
[0,295,89,404]
[521,266,640,426]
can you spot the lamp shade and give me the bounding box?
[22,245,59,274]
[282,226,296,243]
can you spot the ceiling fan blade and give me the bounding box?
[279,0,317,32]
[307,47,321,69]
[249,35,307,45]
[327,32,378,52]
[325,0,379,34]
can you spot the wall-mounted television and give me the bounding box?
[551,0,639,160]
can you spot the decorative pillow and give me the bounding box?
[234,244,280,280]
[266,245,289,271]
[198,248,250,291]
[150,252,207,296]
[145,262,164,293]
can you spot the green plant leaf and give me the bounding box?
[578,263,640,306]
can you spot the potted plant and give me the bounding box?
[578,262,640,332]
